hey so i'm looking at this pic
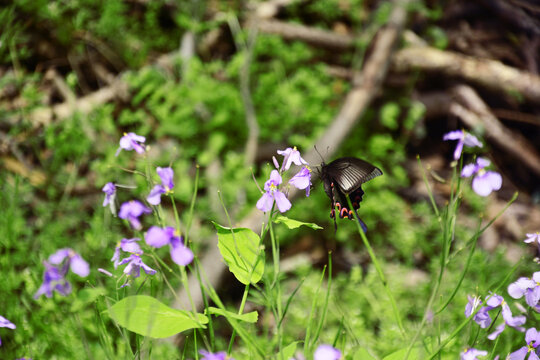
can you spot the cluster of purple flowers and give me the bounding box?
[256,147,312,213]
[443,130,502,197]
[100,133,193,286]
[464,232,540,359]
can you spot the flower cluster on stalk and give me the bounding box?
[99,133,194,285]
[256,146,312,214]
[443,130,502,197]
[464,231,540,358]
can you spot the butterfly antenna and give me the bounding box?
[314,145,325,163]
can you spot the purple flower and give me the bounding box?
[289,166,312,196]
[508,272,540,310]
[118,200,151,230]
[102,182,116,215]
[314,344,341,360]
[525,233,540,245]
[508,328,540,360]
[48,248,90,277]
[465,295,492,328]
[115,132,146,156]
[118,254,156,278]
[0,315,15,347]
[256,170,291,213]
[147,167,174,205]
[443,130,483,160]
[460,348,488,360]
[34,249,89,299]
[277,146,308,171]
[34,261,72,299]
[485,294,526,340]
[199,350,231,360]
[461,158,502,197]
[111,238,142,268]
[145,226,193,266]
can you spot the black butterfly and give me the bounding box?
[319,157,382,232]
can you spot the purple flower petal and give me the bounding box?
[118,200,151,230]
[461,348,488,360]
[461,164,477,178]
[508,278,535,299]
[70,255,90,277]
[463,134,483,148]
[170,237,194,266]
[199,350,229,360]
[274,191,292,213]
[487,323,506,340]
[268,170,282,187]
[0,316,15,330]
[508,347,528,360]
[145,226,172,248]
[120,238,142,254]
[526,287,540,308]
[525,233,540,244]
[443,130,463,141]
[256,192,274,212]
[277,147,307,171]
[157,167,174,191]
[472,174,497,196]
[314,344,341,360]
[147,185,166,205]
[48,248,70,264]
[102,182,116,206]
[116,132,146,156]
[289,166,312,196]
[525,328,540,345]
[453,141,465,161]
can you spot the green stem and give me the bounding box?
[345,195,405,337]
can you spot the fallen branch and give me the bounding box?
[416,85,540,178]
[256,19,355,49]
[253,19,540,104]
[451,85,540,177]
[393,47,540,103]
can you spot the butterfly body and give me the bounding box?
[319,157,382,232]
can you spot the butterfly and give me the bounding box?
[319,157,382,232]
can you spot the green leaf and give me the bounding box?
[274,215,323,230]
[279,341,299,359]
[382,347,421,360]
[107,295,208,338]
[352,348,377,360]
[213,222,265,285]
[207,307,258,323]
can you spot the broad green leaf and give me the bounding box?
[353,348,377,360]
[274,215,323,230]
[279,341,299,360]
[213,222,264,285]
[207,307,258,323]
[382,347,421,360]
[107,295,207,338]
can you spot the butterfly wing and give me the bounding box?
[322,157,382,232]
[325,157,382,194]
